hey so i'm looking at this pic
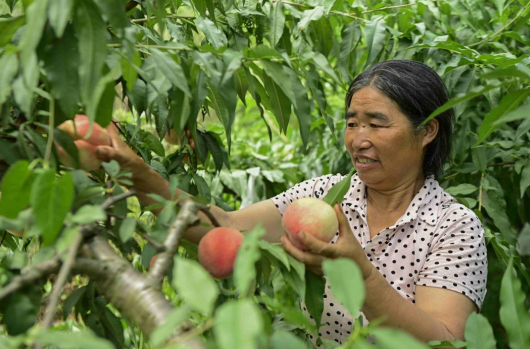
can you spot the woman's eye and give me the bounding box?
[370,124,381,128]
[348,122,357,128]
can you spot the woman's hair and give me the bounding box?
[345,60,454,179]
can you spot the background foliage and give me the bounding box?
[0,0,529,348]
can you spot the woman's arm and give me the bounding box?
[95,124,284,244]
[281,205,476,342]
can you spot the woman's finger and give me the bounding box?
[298,232,336,258]
[334,204,353,238]
[281,235,324,266]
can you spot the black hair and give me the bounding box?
[345,60,454,179]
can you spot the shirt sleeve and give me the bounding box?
[417,205,488,310]
[270,174,346,215]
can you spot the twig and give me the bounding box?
[0,231,7,246]
[102,189,138,210]
[198,206,221,228]
[43,96,55,168]
[131,14,195,23]
[41,232,84,330]
[149,200,201,283]
[361,0,444,14]
[169,319,214,346]
[487,161,515,168]
[470,0,530,47]
[0,257,62,301]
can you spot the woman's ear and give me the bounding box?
[421,119,439,147]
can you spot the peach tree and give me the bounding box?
[0,0,529,348]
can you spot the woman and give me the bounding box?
[95,60,487,345]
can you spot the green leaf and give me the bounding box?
[520,160,530,198]
[2,285,42,335]
[262,73,291,133]
[48,0,74,38]
[304,270,325,328]
[74,0,107,110]
[493,102,530,126]
[71,205,107,224]
[35,330,115,349]
[94,0,129,32]
[173,256,218,316]
[476,90,530,144]
[121,51,141,92]
[150,307,190,347]
[465,313,497,349]
[302,52,340,85]
[0,53,19,106]
[371,328,430,349]
[197,17,227,49]
[0,16,25,47]
[422,81,509,125]
[269,2,285,47]
[234,225,264,296]
[62,286,87,318]
[445,184,478,196]
[0,161,34,219]
[18,0,49,54]
[322,258,365,316]
[298,6,324,31]
[214,299,264,349]
[43,25,80,118]
[194,174,211,202]
[499,258,530,349]
[30,171,74,245]
[119,217,137,242]
[258,240,290,271]
[270,330,308,349]
[323,168,355,206]
[151,49,191,97]
[364,16,387,66]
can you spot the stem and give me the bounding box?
[361,0,444,14]
[0,257,62,301]
[130,14,195,23]
[43,96,55,168]
[469,1,530,47]
[478,172,485,211]
[198,205,222,228]
[148,200,201,283]
[41,232,84,330]
[101,189,138,210]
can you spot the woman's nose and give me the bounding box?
[351,125,371,150]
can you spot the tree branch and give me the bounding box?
[198,205,221,228]
[102,189,138,210]
[148,200,201,283]
[0,257,62,301]
[41,232,84,330]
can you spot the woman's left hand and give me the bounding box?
[281,205,373,278]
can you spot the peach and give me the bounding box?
[198,227,244,279]
[56,115,110,171]
[282,197,338,251]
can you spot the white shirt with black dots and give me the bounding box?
[271,173,488,346]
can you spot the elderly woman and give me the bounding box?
[95,60,487,345]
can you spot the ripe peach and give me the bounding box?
[56,115,110,171]
[282,197,338,251]
[198,227,244,279]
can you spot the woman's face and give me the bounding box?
[345,86,434,191]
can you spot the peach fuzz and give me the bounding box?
[56,115,110,171]
[198,227,244,279]
[282,197,338,251]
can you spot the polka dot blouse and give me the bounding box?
[271,173,488,346]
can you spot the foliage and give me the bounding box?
[0,0,529,348]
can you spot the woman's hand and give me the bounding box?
[95,122,148,177]
[281,205,374,279]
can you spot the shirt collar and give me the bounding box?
[344,174,442,227]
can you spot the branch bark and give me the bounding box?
[148,200,201,283]
[0,257,62,301]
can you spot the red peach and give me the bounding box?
[282,197,338,251]
[198,227,244,279]
[57,115,110,171]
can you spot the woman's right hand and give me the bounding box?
[95,122,148,177]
